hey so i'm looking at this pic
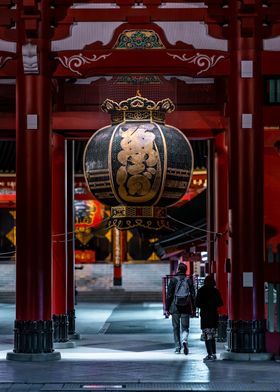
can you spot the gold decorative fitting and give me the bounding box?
[107,206,170,231]
[111,206,167,219]
[107,218,171,231]
[101,95,175,124]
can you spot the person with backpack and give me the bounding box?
[195,274,223,361]
[165,263,196,354]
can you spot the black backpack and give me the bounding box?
[174,277,192,310]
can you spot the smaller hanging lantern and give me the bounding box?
[83,94,194,230]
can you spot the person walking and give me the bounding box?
[195,274,223,361]
[165,263,196,354]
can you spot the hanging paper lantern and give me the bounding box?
[74,199,104,229]
[83,94,193,230]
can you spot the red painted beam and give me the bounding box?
[53,49,229,77]
[1,108,279,139]
[53,110,226,138]
[0,110,225,139]
[0,51,16,77]
[1,51,280,78]
[264,129,280,148]
[264,262,280,283]
[262,52,280,75]
[0,113,15,133]
[51,51,280,78]
[72,0,202,3]
[67,8,208,22]
[263,106,280,126]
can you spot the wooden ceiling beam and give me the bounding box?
[1,50,280,78]
[72,0,204,2]
[67,7,208,22]
[53,49,229,77]
[1,107,279,140]
[52,111,226,138]
[0,110,225,138]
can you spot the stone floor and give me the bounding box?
[0,302,279,391]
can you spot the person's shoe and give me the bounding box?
[182,341,189,355]
[175,348,181,354]
[212,354,217,360]
[203,355,214,362]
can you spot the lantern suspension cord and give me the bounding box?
[166,214,226,237]
[52,232,75,237]
[162,234,208,249]
[157,226,206,245]
[51,216,110,241]
[53,238,75,243]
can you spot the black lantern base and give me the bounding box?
[227,319,266,353]
[11,320,54,354]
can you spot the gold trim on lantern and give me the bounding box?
[153,122,167,205]
[101,95,175,125]
[108,123,122,205]
[111,205,167,218]
[107,218,171,231]
[108,205,170,231]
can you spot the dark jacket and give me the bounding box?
[195,285,223,329]
[166,272,196,315]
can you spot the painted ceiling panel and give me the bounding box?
[264,37,280,51]
[71,3,120,8]
[0,40,16,53]
[72,2,206,8]
[51,20,228,52]
[51,22,123,51]
[0,3,279,53]
[158,2,207,8]
[156,22,228,51]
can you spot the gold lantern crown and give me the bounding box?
[101,93,175,125]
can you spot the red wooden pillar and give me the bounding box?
[52,134,74,347]
[206,139,215,274]
[66,140,80,339]
[7,3,60,361]
[214,132,229,341]
[226,2,267,354]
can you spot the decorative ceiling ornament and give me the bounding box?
[83,93,194,231]
[54,52,112,76]
[22,43,39,74]
[0,55,13,69]
[115,74,161,84]
[114,30,165,49]
[167,52,225,75]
